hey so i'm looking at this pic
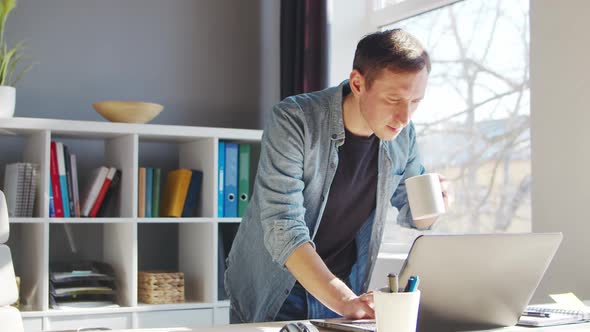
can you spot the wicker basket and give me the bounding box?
[138,271,185,304]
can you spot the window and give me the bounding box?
[374,0,531,253]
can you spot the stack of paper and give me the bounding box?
[49,261,118,309]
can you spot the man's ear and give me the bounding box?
[349,69,365,96]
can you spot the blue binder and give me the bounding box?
[218,141,225,217]
[224,142,238,218]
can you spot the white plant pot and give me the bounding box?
[0,86,15,118]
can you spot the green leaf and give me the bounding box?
[0,1,34,86]
[11,61,33,86]
[0,0,16,45]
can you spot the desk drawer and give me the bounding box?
[23,317,43,332]
[46,313,132,330]
[214,306,230,325]
[137,308,213,328]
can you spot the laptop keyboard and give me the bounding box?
[343,320,376,330]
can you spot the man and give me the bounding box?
[225,28,449,323]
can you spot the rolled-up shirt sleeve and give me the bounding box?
[256,101,312,266]
[390,122,431,230]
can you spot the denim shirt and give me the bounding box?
[225,80,426,322]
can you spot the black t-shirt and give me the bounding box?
[313,127,379,280]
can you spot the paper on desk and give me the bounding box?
[550,292,587,309]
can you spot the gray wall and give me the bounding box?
[531,0,590,302]
[7,0,280,129]
[4,0,280,266]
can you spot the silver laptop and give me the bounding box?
[311,233,562,332]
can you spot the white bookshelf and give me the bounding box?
[0,117,261,331]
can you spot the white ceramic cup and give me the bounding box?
[374,288,421,332]
[405,173,445,220]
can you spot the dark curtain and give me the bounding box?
[280,0,328,100]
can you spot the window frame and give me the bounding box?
[368,0,462,30]
[368,0,531,255]
[369,0,462,256]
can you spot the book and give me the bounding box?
[145,168,153,218]
[56,142,71,217]
[88,167,117,218]
[238,143,251,217]
[152,168,161,217]
[49,142,64,217]
[138,167,146,218]
[97,169,121,217]
[69,153,81,217]
[160,168,192,217]
[182,169,203,217]
[80,166,109,217]
[63,145,75,217]
[218,141,225,217]
[224,142,238,218]
[49,183,55,217]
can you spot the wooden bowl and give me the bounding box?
[93,101,163,124]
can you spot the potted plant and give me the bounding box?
[0,0,34,118]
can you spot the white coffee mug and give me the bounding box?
[405,173,445,220]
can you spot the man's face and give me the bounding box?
[355,68,429,141]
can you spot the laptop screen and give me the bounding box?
[397,233,562,331]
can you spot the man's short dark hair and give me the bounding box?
[353,29,431,87]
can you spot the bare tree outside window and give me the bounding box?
[380,0,530,251]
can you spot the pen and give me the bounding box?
[404,275,420,292]
[387,273,398,293]
[522,311,551,318]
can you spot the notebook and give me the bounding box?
[518,302,590,326]
[311,233,563,332]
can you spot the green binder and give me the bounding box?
[152,168,161,217]
[238,144,251,217]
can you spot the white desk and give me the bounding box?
[99,320,590,332]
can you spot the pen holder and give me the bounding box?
[374,288,421,332]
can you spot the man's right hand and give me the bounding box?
[340,292,375,319]
[286,243,375,319]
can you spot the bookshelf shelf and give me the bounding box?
[8,217,47,223]
[0,117,262,331]
[135,302,214,311]
[217,218,242,223]
[10,217,244,224]
[137,217,219,223]
[47,217,136,224]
